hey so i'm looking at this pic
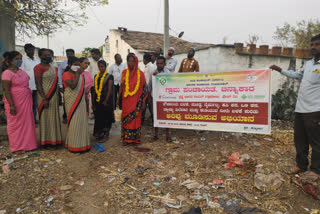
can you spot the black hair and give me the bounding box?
[98,60,107,68]
[143,53,152,62]
[7,51,21,63]
[311,34,320,42]
[24,43,35,51]
[127,53,135,61]
[66,49,75,54]
[114,53,120,60]
[48,49,54,56]
[79,57,88,63]
[90,48,101,55]
[38,48,50,57]
[3,51,10,58]
[156,56,166,63]
[64,66,70,72]
[68,56,80,66]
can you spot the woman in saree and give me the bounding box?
[92,60,114,140]
[34,48,62,147]
[118,54,148,145]
[79,57,93,115]
[1,51,37,152]
[62,56,90,153]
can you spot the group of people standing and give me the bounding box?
[1,44,200,153]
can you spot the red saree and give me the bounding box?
[121,56,148,144]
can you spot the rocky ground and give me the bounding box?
[0,119,319,214]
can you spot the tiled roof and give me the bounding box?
[113,29,214,54]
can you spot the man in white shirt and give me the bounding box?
[88,48,104,79]
[21,43,40,122]
[165,47,177,73]
[141,53,156,124]
[270,34,320,181]
[58,49,75,123]
[58,49,75,89]
[109,54,125,107]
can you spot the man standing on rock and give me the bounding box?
[270,34,320,182]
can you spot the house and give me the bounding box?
[104,28,310,95]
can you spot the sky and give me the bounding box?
[19,0,320,56]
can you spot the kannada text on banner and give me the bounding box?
[152,70,271,134]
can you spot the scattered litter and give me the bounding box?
[219,199,264,213]
[75,181,84,186]
[135,165,151,175]
[121,176,130,184]
[56,159,61,163]
[96,181,102,185]
[53,190,59,194]
[213,180,223,185]
[254,173,283,192]
[185,161,190,165]
[0,210,6,214]
[200,137,206,141]
[165,201,182,209]
[264,137,273,142]
[45,196,54,203]
[153,160,158,164]
[3,158,14,165]
[181,179,203,190]
[153,182,162,187]
[15,208,21,213]
[94,143,106,152]
[104,201,109,207]
[224,152,243,169]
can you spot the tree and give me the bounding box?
[0,0,108,37]
[273,19,320,49]
[82,47,94,57]
[246,34,259,45]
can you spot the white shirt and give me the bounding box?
[109,63,125,86]
[21,56,40,90]
[281,58,320,113]
[148,68,170,94]
[165,56,177,73]
[88,57,103,79]
[144,62,156,85]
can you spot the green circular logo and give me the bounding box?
[159,77,167,86]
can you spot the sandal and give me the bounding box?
[285,166,305,175]
[301,171,319,184]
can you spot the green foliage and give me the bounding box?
[0,0,108,37]
[271,79,298,121]
[81,47,93,57]
[274,19,320,49]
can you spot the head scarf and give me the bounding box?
[169,47,175,52]
[127,54,139,72]
[190,47,196,53]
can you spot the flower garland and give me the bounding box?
[95,70,108,102]
[124,68,140,98]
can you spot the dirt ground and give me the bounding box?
[0,119,319,214]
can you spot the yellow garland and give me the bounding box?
[94,70,108,102]
[124,68,140,98]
